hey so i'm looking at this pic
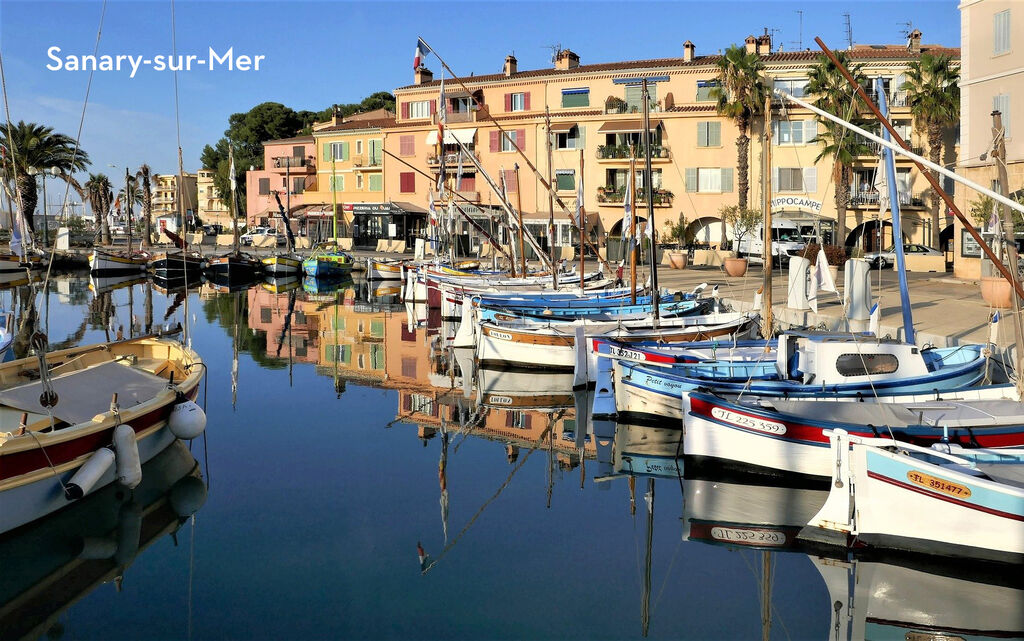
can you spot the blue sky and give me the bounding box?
[1,0,958,199]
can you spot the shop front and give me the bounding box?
[351,202,427,249]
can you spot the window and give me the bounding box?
[697,121,721,147]
[683,168,733,193]
[258,178,270,195]
[994,94,1011,138]
[509,92,527,111]
[331,142,349,161]
[555,170,575,192]
[292,177,304,194]
[994,10,1011,55]
[355,140,363,155]
[835,353,899,376]
[410,393,434,415]
[501,130,519,152]
[356,174,364,190]
[260,307,272,323]
[329,175,344,191]
[625,84,656,112]
[774,167,816,192]
[561,88,589,108]
[774,78,809,98]
[369,139,383,165]
[400,172,415,193]
[555,126,583,150]
[502,169,517,193]
[774,120,817,145]
[369,174,383,192]
[399,135,415,156]
[409,100,431,119]
[696,80,719,102]
[490,129,526,153]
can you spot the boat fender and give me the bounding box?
[65,447,116,500]
[169,474,208,518]
[114,500,142,566]
[113,424,142,489]
[78,536,119,560]
[168,400,207,440]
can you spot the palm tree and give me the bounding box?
[136,164,153,247]
[0,121,90,232]
[901,53,960,248]
[807,52,870,247]
[710,45,770,247]
[84,173,113,245]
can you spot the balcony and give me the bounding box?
[849,190,928,208]
[596,187,673,207]
[596,144,670,161]
[603,100,663,115]
[431,189,480,203]
[852,138,924,158]
[352,154,383,169]
[862,89,909,108]
[427,150,480,166]
[271,156,313,172]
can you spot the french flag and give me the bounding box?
[413,38,429,70]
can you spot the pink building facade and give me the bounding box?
[245,135,317,228]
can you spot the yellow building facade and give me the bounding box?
[196,169,231,229]
[151,173,197,225]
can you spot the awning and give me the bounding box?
[425,128,477,145]
[392,201,428,215]
[548,121,576,133]
[294,204,333,218]
[598,119,663,133]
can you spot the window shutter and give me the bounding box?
[504,93,512,112]
[772,121,780,146]
[772,167,780,191]
[322,143,330,162]
[697,121,708,146]
[401,102,409,119]
[685,167,697,192]
[516,129,526,152]
[429,100,436,115]
[524,92,531,111]
[490,130,500,152]
[803,167,817,193]
[803,120,817,143]
[342,142,350,161]
[578,126,586,149]
[369,175,382,191]
[504,169,517,192]
[721,168,734,192]
[710,121,721,147]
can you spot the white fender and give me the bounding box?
[169,475,208,518]
[114,500,142,566]
[452,297,477,348]
[78,537,118,559]
[168,400,207,440]
[572,325,588,389]
[65,447,115,500]
[113,424,142,489]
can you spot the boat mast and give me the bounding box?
[514,164,526,276]
[545,107,558,289]
[629,154,638,305]
[992,109,1024,396]
[228,143,239,255]
[285,155,292,253]
[124,168,133,254]
[641,79,659,321]
[331,155,338,242]
[761,95,773,339]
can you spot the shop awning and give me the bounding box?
[294,204,333,218]
[425,128,477,146]
[392,201,428,215]
[548,121,577,133]
[598,119,662,133]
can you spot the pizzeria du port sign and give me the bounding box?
[771,196,823,214]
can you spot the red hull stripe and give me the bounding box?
[866,470,1024,522]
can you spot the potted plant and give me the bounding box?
[969,195,1015,308]
[720,204,761,277]
[664,212,691,269]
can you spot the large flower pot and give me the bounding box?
[981,275,1014,309]
[724,257,748,277]
[667,251,687,269]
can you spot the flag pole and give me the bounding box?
[417,37,610,272]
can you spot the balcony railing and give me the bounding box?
[596,144,670,160]
[853,138,923,157]
[603,101,663,115]
[351,154,383,168]
[862,89,909,108]
[431,189,480,202]
[427,150,480,166]
[596,188,673,207]
[849,190,927,208]
[272,156,310,169]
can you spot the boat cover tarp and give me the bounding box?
[0,361,168,425]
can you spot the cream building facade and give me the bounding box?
[196,169,231,229]
[151,173,198,230]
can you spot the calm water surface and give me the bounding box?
[1,273,1018,640]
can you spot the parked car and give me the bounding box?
[864,243,942,269]
[240,227,282,246]
[202,224,223,235]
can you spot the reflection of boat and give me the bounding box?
[303,275,352,296]
[476,367,576,410]
[612,422,684,479]
[206,271,257,293]
[262,275,301,294]
[0,336,205,534]
[0,440,205,641]
[0,253,44,273]
[89,249,149,275]
[811,551,1024,641]
[88,273,146,295]
[151,275,202,296]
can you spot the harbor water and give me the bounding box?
[1,273,1019,640]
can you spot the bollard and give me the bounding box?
[844,258,872,320]
[787,256,811,310]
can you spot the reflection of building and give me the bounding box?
[314,298,389,385]
[247,287,319,363]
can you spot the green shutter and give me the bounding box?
[556,172,575,191]
[685,168,697,192]
[322,143,331,162]
[561,90,590,108]
[697,121,708,147]
[721,168,734,193]
[577,126,585,149]
[342,142,350,161]
[369,174,382,192]
[709,122,721,147]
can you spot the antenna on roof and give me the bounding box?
[898,21,914,39]
[544,43,562,64]
[789,9,803,51]
[843,12,854,49]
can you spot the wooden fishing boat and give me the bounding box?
[0,253,44,273]
[262,253,302,275]
[149,250,205,279]
[89,249,148,276]
[262,275,301,294]
[802,429,1024,564]
[367,257,406,280]
[302,244,353,277]
[205,252,261,284]
[0,336,206,534]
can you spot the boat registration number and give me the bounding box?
[607,345,645,361]
[710,527,786,546]
[906,471,972,498]
[487,330,513,341]
[710,408,786,435]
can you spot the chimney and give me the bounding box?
[907,28,922,53]
[503,54,518,77]
[683,40,696,63]
[744,35,757,54]
[415,66,434,84]
[555,49,580,70]
[757,28,772,55]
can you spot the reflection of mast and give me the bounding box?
[641,478,654,637]
[760,552,773,641]
[439,421,449,543]
[231,290,240,409]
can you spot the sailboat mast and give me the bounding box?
[228,144,239,254]
[630,156,638,305]
[331,156,338,241]
[641,79,659,320]
[514,165,526,276]
[124,168,133,253]
[992,110,1024,396]
[545,107,558,289]
[761,97,774,339]
[285,158,292,252]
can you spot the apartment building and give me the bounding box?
[387,33,958,254]
[196,169,231,229]
[244,135,317,230]
[151,172,197,232]
[955,0,1023,279]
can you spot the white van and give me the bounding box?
[735,218,806,264]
